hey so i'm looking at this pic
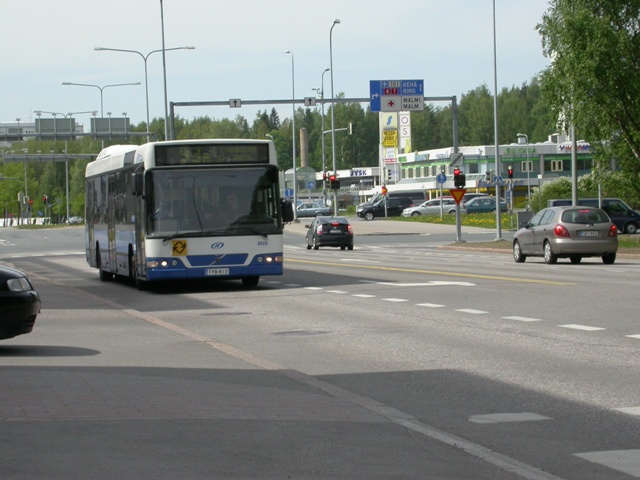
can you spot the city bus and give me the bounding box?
[85,139,294,289]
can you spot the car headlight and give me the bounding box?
[7,277,32,292]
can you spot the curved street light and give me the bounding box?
[94,46,195,139]
[329,19,340,215]
[61,82,141,117]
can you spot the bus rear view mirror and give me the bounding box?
[133,171,144,196]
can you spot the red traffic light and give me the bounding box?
[508,167,514,179]
[329,174,336,181]
[453,167,461,176]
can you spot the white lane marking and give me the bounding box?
[574,450,640,477]
[468,412,552,424]
[304,287,324,290]
[327,290,348,294]
[503,316,543,322]
[456,309,488,315]
[558,324,605,331]
[626,334,640,339]
[613,406,640,416]
[416,303,445,308]
[370,281,476,287]
[382,298,409,303]
[352,294,376,298]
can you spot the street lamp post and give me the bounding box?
[491,0,502,240]
[314,67,331,205]
[284,50,298,220]
[61,82,141,117]
[94,46,194,140]
[329,18,340,216]
[517,133,531,207]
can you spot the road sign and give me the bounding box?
[229,98,242,108]
[382,130,398,147]
[284,188,293,198]
[306,181,315,189]
[369,79,424,112]
[304,97,316,107]
[449,189,466,204]
[436,173,447,184]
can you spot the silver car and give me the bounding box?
[402,198,458,217]
[513,206,618,264]
[296,202,332,218]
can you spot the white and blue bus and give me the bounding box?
[85,139,294,289]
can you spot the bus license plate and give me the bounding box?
[206,268,229,276]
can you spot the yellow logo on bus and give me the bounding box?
[172,240,187,256]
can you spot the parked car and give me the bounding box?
[357,197,413,221]
[462,192,489,204]
[0,265,41,339]
[402,198,458,216]
[464,196,507,214]
[296,202,332,218]
[305,216,354,250]
[513,206,618,264]
[547,198,640,234]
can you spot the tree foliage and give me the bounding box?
[537,0,640,195]
[2,76,558,219]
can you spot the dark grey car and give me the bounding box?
[513,206,618,264]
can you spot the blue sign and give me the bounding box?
[284,188,293,198]
[306,181,315,189]
[436,173,447,184]
[370,79,425,112]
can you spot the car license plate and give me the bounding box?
[205,268,229,276]
[330,229,341,233]
[578,230,599,237]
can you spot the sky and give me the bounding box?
[1,0,551,130]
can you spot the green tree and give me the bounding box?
[538,0,640,197]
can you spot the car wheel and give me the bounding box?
[313,237,319,250]
[602,252,616,264]
[569,256,582,264]
[411,211,421,216]
[625,223,638,235]
[347,245,353,250]
[448,210,456,214]
[513,240,526,263]
[306,242,311,250]
[543,241,558,264]
[364,212,374,221]
[340,245,346,250]
[316,212,324,217]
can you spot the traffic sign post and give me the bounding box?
[449,188,466,243]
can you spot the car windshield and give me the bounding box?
[561,208,609,224]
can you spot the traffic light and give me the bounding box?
[508,166,514,179]
[43,195,48,204]
[387,168,393,182]
[348,122,354,135]
[453,168,466,188]
[329,174,340,190]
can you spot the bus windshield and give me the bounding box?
[146,165,281,238]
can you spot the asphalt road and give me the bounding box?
[1,225,640,480]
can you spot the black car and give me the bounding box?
[0,265,41,339]
[356,197,414,221]
[305,216,354,250]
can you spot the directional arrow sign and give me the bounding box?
[229,98,242,108]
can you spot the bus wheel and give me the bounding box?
[97,248,113,282]
[242,276,259,287]
[129,251,147,290]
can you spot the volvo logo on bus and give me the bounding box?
[210,242,225,250]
